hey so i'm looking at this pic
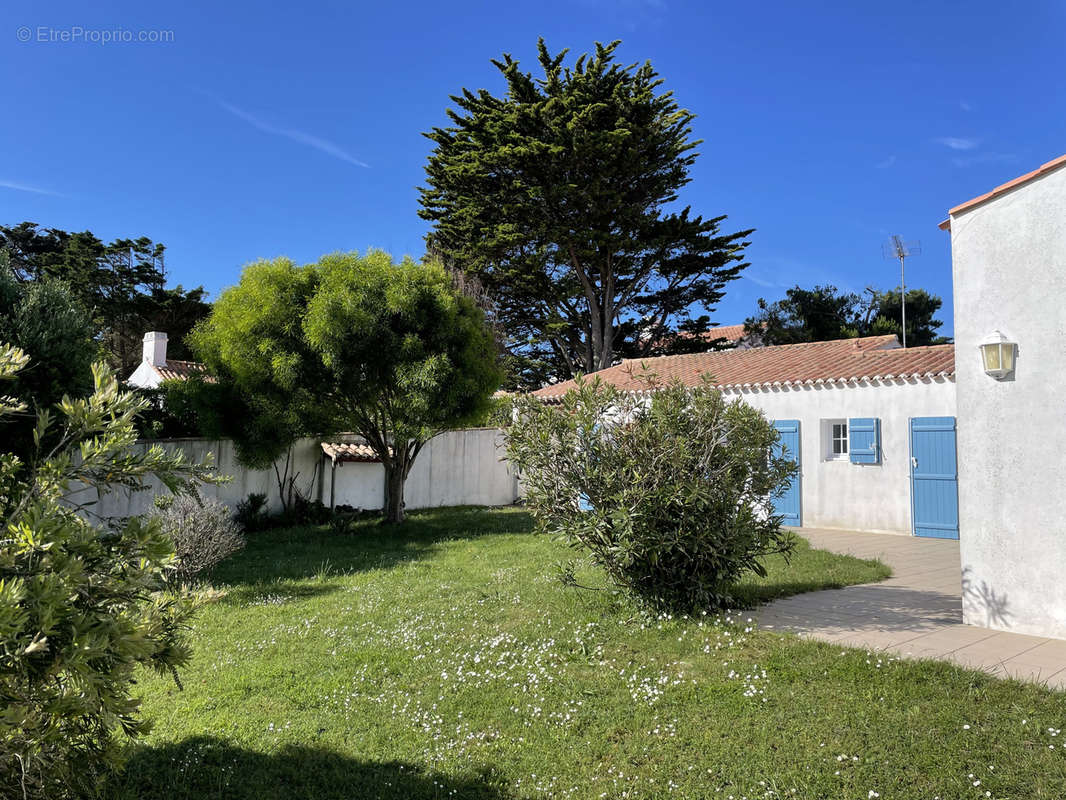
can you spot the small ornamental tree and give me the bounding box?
[505,377,797,610]
[186,257,336,511]
[191,251,502,523]
[0,345,220,799]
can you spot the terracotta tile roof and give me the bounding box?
[700,323,748,343]
[532,335,954,401]
[152,359,214,383]
[648,323,750,350]
[321,441,390,463]
[939,153,1066,230]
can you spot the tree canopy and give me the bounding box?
[0,253,96,461]
[419,39,751,388]
[744,284,950,347]
[0,221,210,376]
[190,251,502,522]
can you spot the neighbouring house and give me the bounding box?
[698,323,757,349]
[126,331,210,389]
[941,152,1066,639]
[533,334,956,535]
[644,322,760,353]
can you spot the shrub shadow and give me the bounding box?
[218,582,344,607]
[212,506,534,586]
[113,735,513,800]
[961,565,1012,629]
[731,578,864,607]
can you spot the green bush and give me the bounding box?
[0,345,219,799]
[234,492,269,532]
[505,376,797,611]
[0,254,96,462]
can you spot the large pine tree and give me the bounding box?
[419,39,752,388]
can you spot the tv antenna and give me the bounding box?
[882,235,921,348]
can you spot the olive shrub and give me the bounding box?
[0,346,219,799]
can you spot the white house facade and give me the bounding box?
[943,153,1066,639]
[726,377,956,534]
[534,335,957,537]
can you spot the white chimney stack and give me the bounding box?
[143,331,168,367]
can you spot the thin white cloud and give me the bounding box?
[217,100,369,168]
[934,136,980,151]
[952,152,1018,168]
[742,271,782,289]
[959,100,973,112]
[0,180,61,196]
[875,155,897,169]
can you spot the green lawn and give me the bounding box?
[112,507,1066,799]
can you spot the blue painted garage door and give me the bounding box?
[910,417,959,539]
[772,420,802,527]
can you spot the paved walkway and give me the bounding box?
[757,528,1066,689]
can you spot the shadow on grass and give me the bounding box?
[211,506,536,587]
[219,582,344,607]
[730,538,892,608]
[730,578,867,607]
[112,736,512,800]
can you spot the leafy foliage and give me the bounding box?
[745,284,950,347]
[0,347,220,799]
[0,221,211,376]
[0,255,97,461]
[130,382,207,440]
[0,254,96,396]
[234,492,270,533]
[150,496,245,583]
[866,287,950,346]
[505,377,797,610]
[190,251,502,523]
[419,39,751,388]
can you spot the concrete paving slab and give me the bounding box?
[756,528,1066,689]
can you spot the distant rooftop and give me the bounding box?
[148,359,213,383]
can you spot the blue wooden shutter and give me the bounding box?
[849,418,881,464]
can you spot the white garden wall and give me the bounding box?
[727,378,957,534]
[88,428,519,519]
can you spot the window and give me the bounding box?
[824,419,848,460]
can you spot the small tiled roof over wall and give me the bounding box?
[321,442,391,463]
[532,335,955,402]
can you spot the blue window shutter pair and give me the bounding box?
[848,418,881,464]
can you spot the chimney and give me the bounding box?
[143,331,168,367]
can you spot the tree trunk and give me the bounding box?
[383,461,407,524]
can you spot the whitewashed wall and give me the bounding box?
[727,378,957,534]
[89,428,519,519]
[949,160,1066,639]
[325,428,521,510]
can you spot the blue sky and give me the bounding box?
[4,1,1065,338]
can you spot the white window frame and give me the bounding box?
[822,419,849,461]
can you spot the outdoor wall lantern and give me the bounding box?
[978,329,1016,380]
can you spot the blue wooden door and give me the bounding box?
[772,420,802,527]
[910,417,959,539]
